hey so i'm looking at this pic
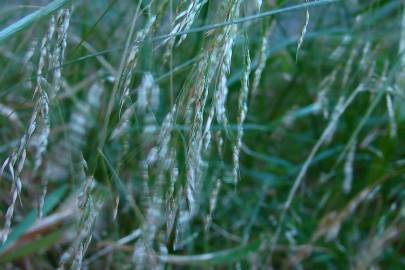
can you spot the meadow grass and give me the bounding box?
[0,0,404,269]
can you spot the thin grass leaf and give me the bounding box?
[0,185,68,252]
[158,238,263,266]
[296,1,310,61]
[0,229,65,263]
[0,0,73,44]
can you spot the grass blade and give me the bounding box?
[0,229,65,263]
[158,238,263,266]
[0,0,73,44]
[0,185,68,252]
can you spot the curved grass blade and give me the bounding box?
[0,185,68,252]
[0,229,65,263]
[158,238,263,266]
[0,0,73,44]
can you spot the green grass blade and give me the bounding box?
[0,229,65,263]
[0,0,73,44]
[158,238,263,266]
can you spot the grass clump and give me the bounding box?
[0,0,404,269]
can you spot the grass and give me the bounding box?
[0,0,73,44]
[0,0,404,269]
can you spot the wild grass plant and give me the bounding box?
[0,0,404,269]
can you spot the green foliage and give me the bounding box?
[0,0,404,269]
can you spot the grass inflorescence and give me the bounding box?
[0,0,404,269]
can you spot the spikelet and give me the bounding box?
[51,8,71,97]
[112,195,120,220]
[0,15,58,242]
[119,15,156,115]
[162,0,207,65]
[31,91,50,171]
[136,72,160,114]
[139,73,163,167]
[214,63,231,128]
[133,167,166,269]
[32,91,50,219]
[199,58,222,150]
[183,54,212,214]
[156,105,176,161]
[133,105,177,268]
[198,0,242,132]
[213,2,240,127]
[385,93,397,138]
[58,176,102,270]
[35,9,71,220]
[30,13,57,171]
[186,65,211,214]
[132,189,163,269]
[251,23,272,99]
[232,40,251,184]
[185,0,242,215]
[202,105,215,151]
[193,0,242,179]
[166,150,179,237]
[296,0,310,61]
[168,0,208,46]
[205,178,221,231]
[111,103,136,140]
[37,16,55,83]
[343,140,356,193]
